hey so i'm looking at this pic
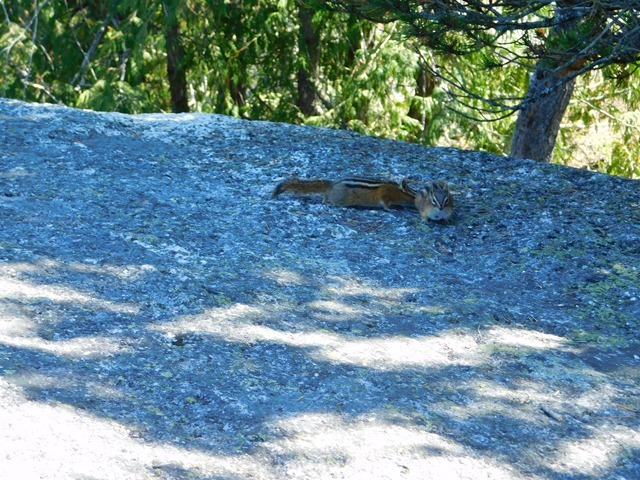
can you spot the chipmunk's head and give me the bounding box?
[415,181,453,222]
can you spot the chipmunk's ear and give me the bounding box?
[432,180,447,191]
[401,179,417,195]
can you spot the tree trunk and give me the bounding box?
[163,1,189,113]
[509,66,575,162]
[510,4,581,162]
[297,7,322,117]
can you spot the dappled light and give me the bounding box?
[151,302,485,369]
[552,425,640,476]
[0,378,269,479]
[0,261,141,314]
[264,412,516,479]
[0,333,129,359]
[482,326,570,351]
[1,376,521,479]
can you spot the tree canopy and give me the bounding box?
[314,0,640,112]
[308,0,640,163]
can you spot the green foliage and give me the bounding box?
[77,79,152,113]
[304,20,420,139]
[554,70,640,177]
[1,0,169,110]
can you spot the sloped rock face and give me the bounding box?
[1,98,638,479]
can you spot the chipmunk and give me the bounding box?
[272,176,454,221]
[271,177,416,211]
[414,180,454,222]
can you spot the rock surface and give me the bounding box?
[1,98,639,479]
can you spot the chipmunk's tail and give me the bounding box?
[271,178,333,198]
